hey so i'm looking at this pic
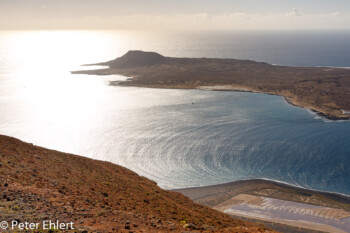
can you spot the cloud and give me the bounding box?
[285,8,302,17]
[107,9,349,30]
[0,8,348,30]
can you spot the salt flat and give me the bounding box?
[215,194,350,233]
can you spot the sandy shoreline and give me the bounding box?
[175,179,350,233]
[197,84,350,121]
[1,135,277,233]
[228,211,347,233]
[75,73,350,121]
[174,179,350,206]
[72,50,350,121]
[110,82,350,121]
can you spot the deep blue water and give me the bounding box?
[136,91,350,194]
[0,30,349,195]
[134,30,350,67]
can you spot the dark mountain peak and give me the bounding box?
[107,50,165,68]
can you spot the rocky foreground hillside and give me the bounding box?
[0,135,275,232]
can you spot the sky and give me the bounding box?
[1,0,350,30]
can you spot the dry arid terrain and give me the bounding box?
[176,179,350,211]
[0,135,275,233]
[176,179,350,233]
[73,50,350,120]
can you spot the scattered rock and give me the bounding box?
[0,135,276,233]
[58,189,65,194]
[183,223,197,229]
[124,220,131,230]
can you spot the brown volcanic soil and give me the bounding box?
[0,135,275,233]
[73,50,350,120]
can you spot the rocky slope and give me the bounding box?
[0,135,275,232]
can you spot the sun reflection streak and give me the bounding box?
[2,31,126,98]
[0,30,132,144]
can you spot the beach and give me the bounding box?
[1,30,350,232]
[73,50,350,120]
[0,134,276,233]
[176,179,350,233]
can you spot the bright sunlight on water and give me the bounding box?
[0,30,349,195]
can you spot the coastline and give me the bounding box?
[0,134,275,233]
[175,179,350,233]
[174,178,350,206]
[282,96,350,121]
[2,133,349,232]
[195,85,350,121]
[72,50,350,121]
[109,81,350,121]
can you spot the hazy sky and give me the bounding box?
[1,0,350,30]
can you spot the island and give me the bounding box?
[72,50,350,120]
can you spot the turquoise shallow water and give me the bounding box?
[0,30,349,194]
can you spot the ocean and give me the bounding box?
[0,30,349,195]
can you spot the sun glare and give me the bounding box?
[0,30,132,139]
[3,31,124,98]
